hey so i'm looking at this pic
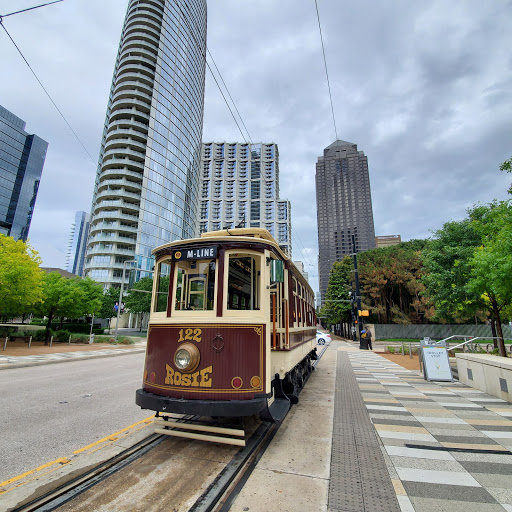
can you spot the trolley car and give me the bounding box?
[135,228,317,423]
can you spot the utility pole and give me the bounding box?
[352,234,368,350]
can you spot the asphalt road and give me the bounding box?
[0,352,151,483]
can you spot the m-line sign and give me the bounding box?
[173,246,217,261]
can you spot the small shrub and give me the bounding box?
[54,330,72,342]
[33,329,49,341]
[72,334,89,343]
[387,346,395,354]
[120,337,135,345]
[0,327,17,338]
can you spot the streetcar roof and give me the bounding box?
[152,228,313,295]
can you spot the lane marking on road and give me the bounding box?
[0,415,155,494]
[0,458,71,491]
[73,415,155,454]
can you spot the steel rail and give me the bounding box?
[190,342,329,512]
[10,415,198,512]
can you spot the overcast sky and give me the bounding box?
[1,0,511,295]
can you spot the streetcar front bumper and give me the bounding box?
[135,388,269,417]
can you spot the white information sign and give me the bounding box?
[422,346,452,381]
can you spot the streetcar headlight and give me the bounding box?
[173,343,200,373]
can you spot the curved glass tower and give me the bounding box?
[84,0,207,288]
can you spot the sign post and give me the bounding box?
[420,338,453,382]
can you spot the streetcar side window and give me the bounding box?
[174,259,216,311]
[227,255,260,310]
[154,260,171,312]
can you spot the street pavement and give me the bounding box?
[1,337,512,511]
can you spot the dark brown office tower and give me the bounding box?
[316,140,376,304]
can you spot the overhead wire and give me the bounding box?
[314,0,338,141]
[179,2,318,282]
[0,0,97,165]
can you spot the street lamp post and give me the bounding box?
[114,260,137,342]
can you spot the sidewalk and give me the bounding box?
[230,340,512,512]
[0,339,146,370]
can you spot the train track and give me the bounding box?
[11,344,330,512]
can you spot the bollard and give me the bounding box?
[69,335,72,345]
[28,336,32,348]
[50,336,53,347]
[401,342,405,356]
[3,337,7,351]
[409,343,412,359]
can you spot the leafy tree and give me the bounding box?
[99,286,122,334]
[124,276,153,330]
[36,273,88,342]
[467,200,512,357]
[359,240,430,324]
[500,156,512,194]
[319,257,353,331]
[0,235,44,321]
[422,220,485,323]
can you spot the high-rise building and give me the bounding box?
[199,142,292,256]
[0,105,48,241]
[316,140,376,304]
[66,211,90,276]
[84,0,207,288]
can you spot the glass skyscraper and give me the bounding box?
[66,211,90,276]
[84,0,207,288]
[316,140,376,305]
[0,105,48,241]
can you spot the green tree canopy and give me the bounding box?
[359,240,430,324]
[467,200,512,356]
[0,235,44,320]
[319,257,353,326]
[124,276,153,330]
[422,220,486,323]
[36,273,92,340]
[500,156,512,194]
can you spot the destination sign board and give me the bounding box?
[422,346,452,382]
[173,247,217,261]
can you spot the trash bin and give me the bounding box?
[359,338,370,350]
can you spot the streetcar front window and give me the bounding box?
[154,260,171,312]
[174,259,216,311]
[227,255,260,310]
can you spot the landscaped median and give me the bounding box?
[456,353,512,401]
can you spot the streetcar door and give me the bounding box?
[187,277,206,310]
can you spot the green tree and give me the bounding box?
[319,257,353,331]
[36,273,89,342]
[124,276,153,331]
[500,156,512,194]
[359,240,429,324]
[467,200,512,357]
[99,286,122,334]
[0,235,44,321]
[422,220,485,323]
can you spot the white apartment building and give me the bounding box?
[199,142,292,257]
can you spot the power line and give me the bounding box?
[180,3,318,282]
[314,0,338,141]
[0,2,97,165]
[0,1,64,19]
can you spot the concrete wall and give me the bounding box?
[456,353,512,402]
[373,324,512,340]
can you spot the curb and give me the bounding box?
[0,347,146,370]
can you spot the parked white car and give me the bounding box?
[316,331,332,345]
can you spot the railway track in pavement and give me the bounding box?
[10,343,330,512]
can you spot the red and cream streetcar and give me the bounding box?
[135,228,317,423]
